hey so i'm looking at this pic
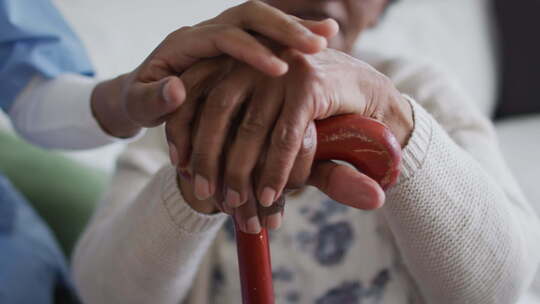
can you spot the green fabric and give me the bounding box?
[0,130,107,257]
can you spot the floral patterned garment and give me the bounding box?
[209,187,420,304]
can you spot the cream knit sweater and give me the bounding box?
[72,54,540,304]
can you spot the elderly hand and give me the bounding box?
[170,49,413,233]
[90,1,338,138]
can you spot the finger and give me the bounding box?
[223,78,285,209]
[256,71,315,207]
[220,1,328,54]
[190,67,254,201]
[219,115,239,216]
[308,160,385,210]
[176,172,220,215]
[234,190,261,234]
[297,18,340,39]
[126,76,186,127]
[286,121,317,190]
[166,60,222,170]
[162,25,288,77]
[166,97,197,171]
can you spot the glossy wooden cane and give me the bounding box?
[234,114,403,304]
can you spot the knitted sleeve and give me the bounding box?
[72,127,227,304]
[377,59,540,303]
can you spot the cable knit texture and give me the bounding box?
[72,55,540,304]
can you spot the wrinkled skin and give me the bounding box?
[91,1,337,139]
[167,0,413,234]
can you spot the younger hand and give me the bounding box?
[91,1,339,138]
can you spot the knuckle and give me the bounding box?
[238,112,267,138]
[241,0,260,11]
[216,24,236,35]
[223,1,260,23]
[175,26,192,35]
[298,135,316,158]
[273,125,303,152]
[279,18,302,34]
[218,6,236,19]
[206,86,237,112]
[265,170,288,191]
[165,26,192,44]
[181,61,216,86]
[208,25,237,41]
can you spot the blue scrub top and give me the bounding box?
[0,0,94,112]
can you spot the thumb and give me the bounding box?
[308,160,385,210]
[126,76,186,127]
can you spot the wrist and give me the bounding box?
[380,85,414,148]
[91,74,141,138]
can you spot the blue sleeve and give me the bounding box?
[0,0,94,112]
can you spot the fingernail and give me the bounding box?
[246,217,261,234]
[168,142,178,166]
[260,187,276,207]
[267,213,282,230]
[225,188,242,208]
[163,79,173,103]
[194,174,211,200]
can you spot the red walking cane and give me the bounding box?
[234,114,403,304]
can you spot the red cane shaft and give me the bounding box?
[235,222,274,304]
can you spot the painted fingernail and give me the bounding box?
[260,187,276,207]
[194,174,211,200]
[168,142,178,166]
[225,188,242,208]
[267,213,282,230]
[246,217,261,234]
